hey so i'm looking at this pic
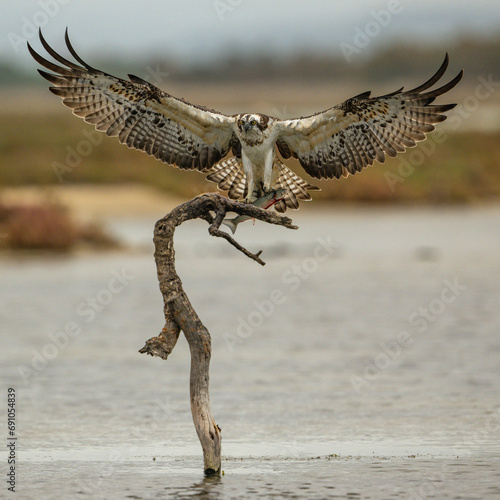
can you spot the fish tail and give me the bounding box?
[222,218,237,234]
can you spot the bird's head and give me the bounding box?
[236,113,270,138]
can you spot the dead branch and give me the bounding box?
[139,193,297,475]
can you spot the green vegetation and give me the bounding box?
[0,111,499,205]
[0,112,204,199]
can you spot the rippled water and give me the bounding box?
[1,206,500,499]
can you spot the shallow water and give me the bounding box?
[1,206,500,499]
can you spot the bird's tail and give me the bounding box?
[273,159,320,213]
[206,156,320,212]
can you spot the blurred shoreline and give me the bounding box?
[1,86,499,206]
[2,184,499,256]
[2,184,500,221]
[0,184,184,221]
[2,50,499,249]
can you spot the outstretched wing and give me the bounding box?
[275,54,463,180]
[28,29,236,172]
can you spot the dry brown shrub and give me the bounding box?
[0,201,119,251]
[2,203,77,250]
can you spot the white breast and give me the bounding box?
[232,120,280,198]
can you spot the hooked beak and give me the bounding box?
[244,122,252,132]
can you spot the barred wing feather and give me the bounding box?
[276,54,463,180]
[28,29,236,172]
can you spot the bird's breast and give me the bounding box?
[240,140,274,166]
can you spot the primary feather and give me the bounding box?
[275,54,463,181]
[28,29,236,173]
[29,30,463,212]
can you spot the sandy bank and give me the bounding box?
[0,184,186,220]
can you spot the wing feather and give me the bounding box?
[206,157,247,199]
[276,54,463,180]
[28,29,236,173]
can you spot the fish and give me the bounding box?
[222,189,287,234]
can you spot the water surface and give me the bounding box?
[2,206,500,498]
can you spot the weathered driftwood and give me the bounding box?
[139,193,297,475]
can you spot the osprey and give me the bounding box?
[29,30,463,212]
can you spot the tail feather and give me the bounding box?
[228,175,247,199]
[206,156,319,212]
[221,219,237,234]
[274,159,320,213]
[218,167,239,191]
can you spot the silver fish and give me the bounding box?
[222,189,287,234]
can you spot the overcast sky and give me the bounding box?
[2,0,500,68]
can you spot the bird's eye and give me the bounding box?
[251,120,256,125]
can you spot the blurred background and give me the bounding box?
[1,0,499,233]
[1,2,500,498]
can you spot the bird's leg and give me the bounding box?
[263,155,274,193]
[242,156,256,203]
[245,182,257,203]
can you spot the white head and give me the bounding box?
[236,113,270,142]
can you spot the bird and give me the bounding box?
[28,30,463,213]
